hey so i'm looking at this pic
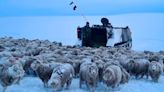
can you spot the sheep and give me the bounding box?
[104,59,130,84]
[148,61,163,82]
[30,60,54,87]
[102,63,122,91]
[159,59,164,73]
[69,60,81,78]
[117,55,130,69]
[0,63,25,92]
[0,64,13,92]
[120,67,130,84]
[79,60,98,92]
[7,63,25,82]
[148,55,159,62]
[2,37,164,91]
[94,59,105,82]
[48,63,74,91]
[126,59,137,75]
[11,51,24,58]
[21,56,37,76]
[25,47,42,56]
[158,55,164,73]
[126,59,149,78]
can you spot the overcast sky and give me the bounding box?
[0,0,164,16]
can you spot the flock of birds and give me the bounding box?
[0,37,164,92]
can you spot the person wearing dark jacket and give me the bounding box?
[81,22,92,47]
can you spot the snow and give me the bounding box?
[107,28,123,46]
[0,13,164,92]
[1,76,164,92]
[0,13,164,51]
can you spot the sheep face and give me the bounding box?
[103,68,114,83]
[151,64,157,71]
[48,78,61,90]
[148,61,163,82]
[102,65,122,89]
[127,60,137,74]
[89,65,98,78]
[30,60,41,71]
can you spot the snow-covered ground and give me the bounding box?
[1,76,164,92]
[0,13,164,92]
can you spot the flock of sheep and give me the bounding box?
[0,37,164,92]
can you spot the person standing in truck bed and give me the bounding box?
[81,22,92,47]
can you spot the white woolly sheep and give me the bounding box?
[48,63,74,91]
[148,61,163,82]
[79,61,98,92]
[0,63,25,92]
[102,64,122,91]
